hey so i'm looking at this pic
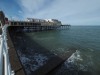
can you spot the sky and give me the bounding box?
[0,0,100,25]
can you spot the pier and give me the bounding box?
[61,25,71,29]
[8,20,71,32]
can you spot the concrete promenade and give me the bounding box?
[7,29,25,75]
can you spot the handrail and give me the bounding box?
[0,24,15,75]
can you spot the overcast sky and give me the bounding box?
[0,0,100,25]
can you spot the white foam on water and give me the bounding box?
[34,53,48,66]
[18,52,48,74]
[30,53,48,71]
[63,49,95,72]
[53,50,84,75]
[64,50,86,71]
[20,56,30,64]
[79,64,88,71]
[65,50,83,64]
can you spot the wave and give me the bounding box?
[63,50,84,71]
[64,49,94,72]
[66,50,83,64]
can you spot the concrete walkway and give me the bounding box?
[7,30,25,75]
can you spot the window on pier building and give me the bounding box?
[25,22,27,25]
[11,22,13,25]
[21,22,24,25]
[30,23,32,25]
[28,23,30,25]
[14,22,17,25]
[18,22,20,25]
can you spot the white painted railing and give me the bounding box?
[0,22,14,75]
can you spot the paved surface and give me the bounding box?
[7,30,25,75]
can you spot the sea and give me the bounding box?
[11,26,100,75]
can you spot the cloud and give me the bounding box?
[16,0,100,25]
[16,0,55,17]
[20,0,45,12]
[18,10,23,14]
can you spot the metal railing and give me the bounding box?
[0,21,14,75]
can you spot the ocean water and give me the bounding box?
[11,26,100,75]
